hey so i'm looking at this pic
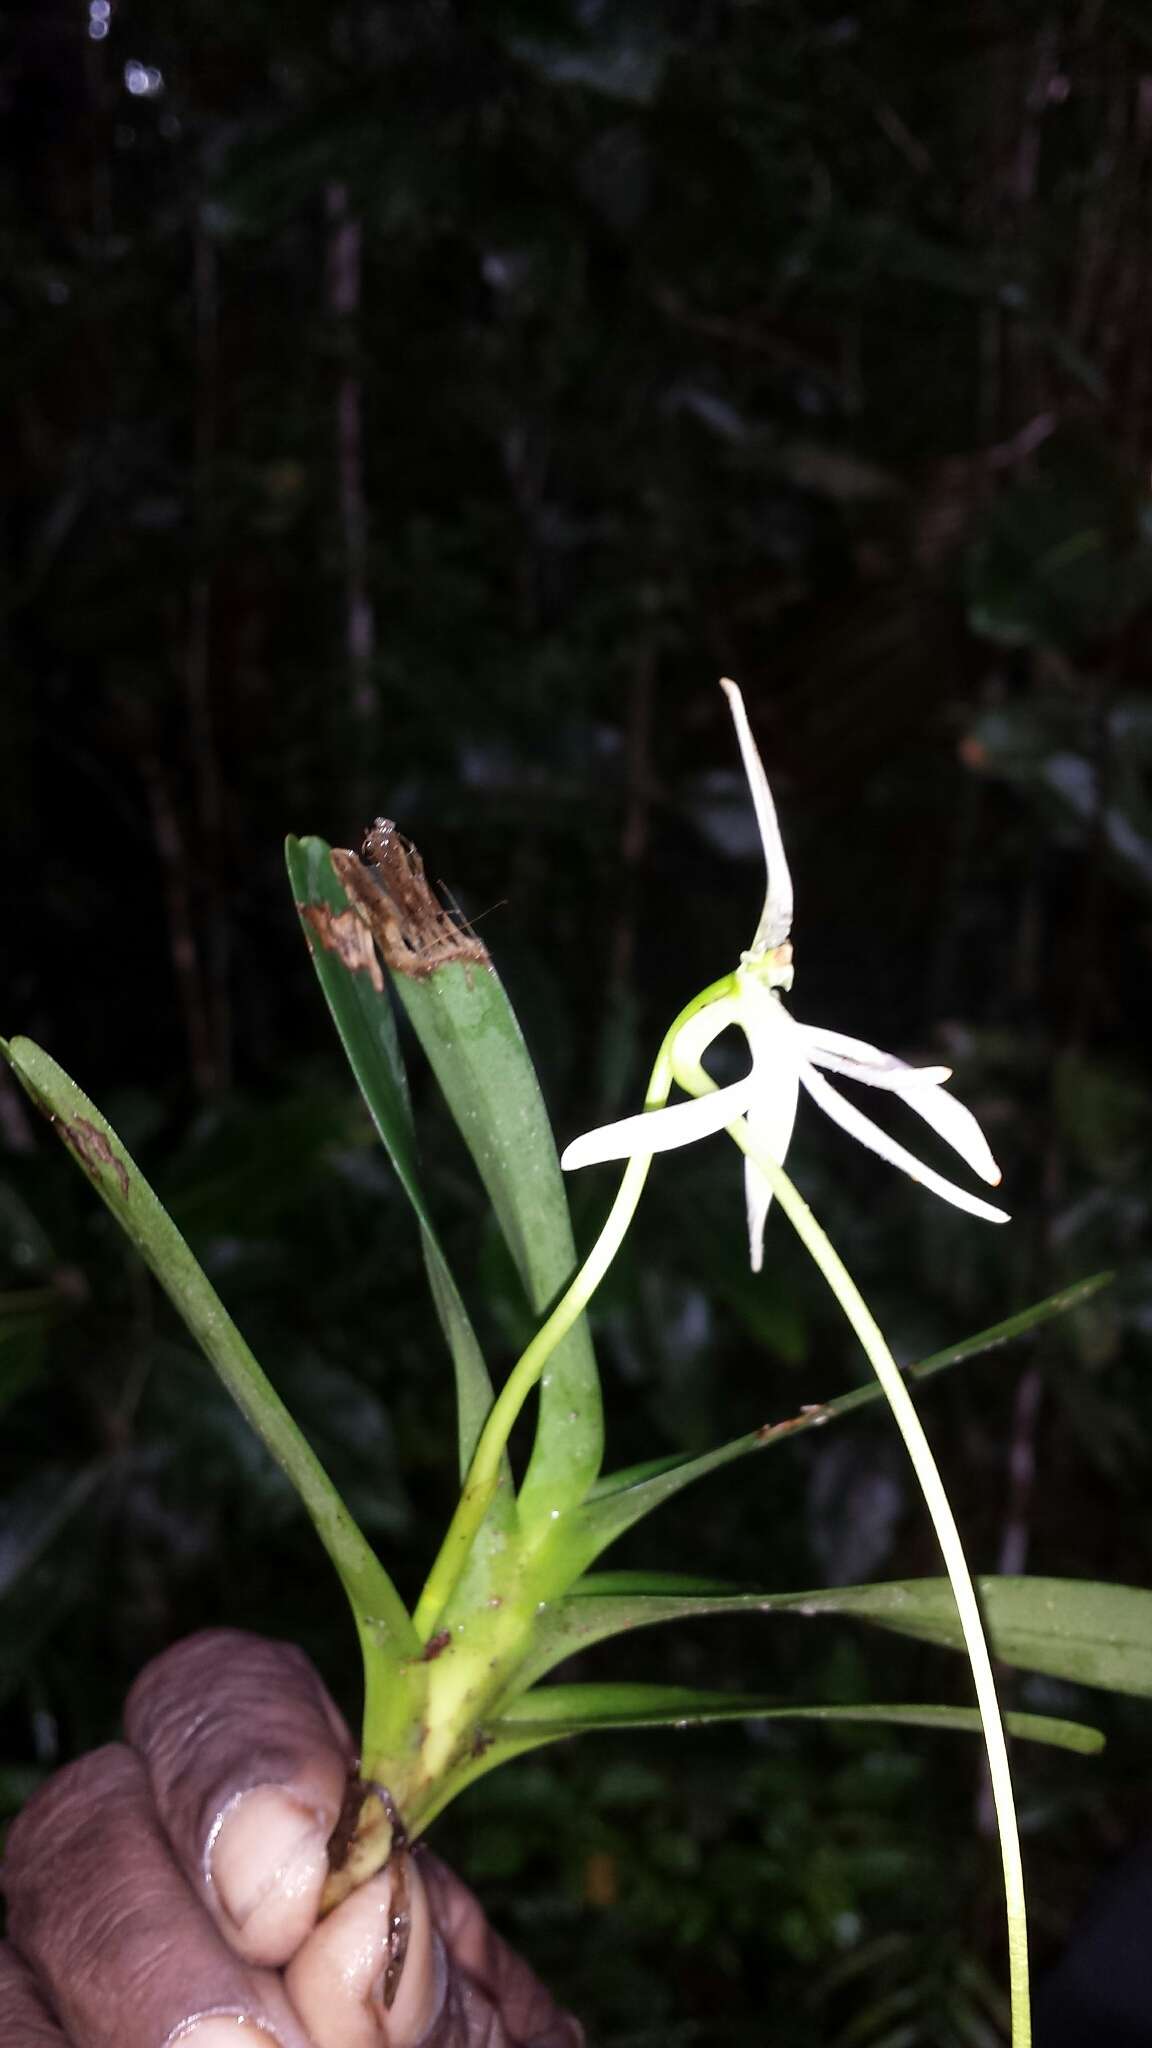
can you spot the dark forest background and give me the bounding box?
[4,3,1152,2041]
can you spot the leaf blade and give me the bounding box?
[314,829,603,1518]
[577,1275,1111,1560]
[287,834,500,1487]
[489,1681,1102,1755]
[793,1575,1152,1699]
[520,1567,1152,1703]
[3,1036,419,1664]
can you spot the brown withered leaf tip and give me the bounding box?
[297,902,385,992]
[330,819,491,981]
[56,1117,130,1199]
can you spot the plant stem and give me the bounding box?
[411,1161,654,1640]
[730,1123,1031,2046]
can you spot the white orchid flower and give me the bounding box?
[562,678,1008,1270]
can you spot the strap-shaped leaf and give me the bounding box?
[791,1576,1152,1699]
[574,1275,1110,1564]
[287,835,503,1497]
[1,1036,419,1667]
[516,1567,1152,1700]
[304,830,602,1520]
[488,1682,1102,1753]
[515,1570,786,1688]
[418,1685,1101,1832]
[390,954,603,1521]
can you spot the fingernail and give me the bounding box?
[212,1785,331,1958]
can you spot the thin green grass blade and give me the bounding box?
[2,1036,419,1665]
[287,835,501,1491]
[578,1274,1110,1558]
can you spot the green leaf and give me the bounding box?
[309,831,602,1520]
[518,1571,780,1687]
[794,1576,1152,1700]
[390,959,603,1520]
[575,1275,1110,1563]
[908,1273,1113,1375]
[519,1565,1152,1704]
[469,1685,1100,1781]
[1,1036,419,1667]
[493,1682,1101,1747]
[420,1684,1102,1829]
[286,836,501,1490]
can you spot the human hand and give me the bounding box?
[0,1631,583,2048]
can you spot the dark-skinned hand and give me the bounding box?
[0,1632,584,2048]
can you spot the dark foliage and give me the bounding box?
[3,2,1152,2037]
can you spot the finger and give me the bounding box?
[125,1628,354,1967]
[284,1849,441,2048]
[0,1941,67,2046]
[3,1744,312,2048]
[419,1852,584,2048]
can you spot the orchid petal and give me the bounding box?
[797,1061,1010,1224]
[561,1073,757,1171]
[883,1070,1002,1187]
[720,678,793,954]
[738,981,801,1270]
[801,1024,951,1084]
[806,1045,954,1091]
[800,1025,1001,1186]
[744,1067,800,1272]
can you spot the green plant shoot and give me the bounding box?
[4,682,1127,2033]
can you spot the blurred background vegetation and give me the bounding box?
[3,2,1152,2040]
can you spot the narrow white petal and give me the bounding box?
[884,1070,1002,1186]
[798,1061,1010,1223]
[744,1153,773,1275]
[807,1044,953,1090]
[744,1060,801,1271]
[801,1023,950,1082]
[561,1075,756,1171]
[799,1022,1001,1186]
[735,979,802,1269]
[719,678,793,952]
